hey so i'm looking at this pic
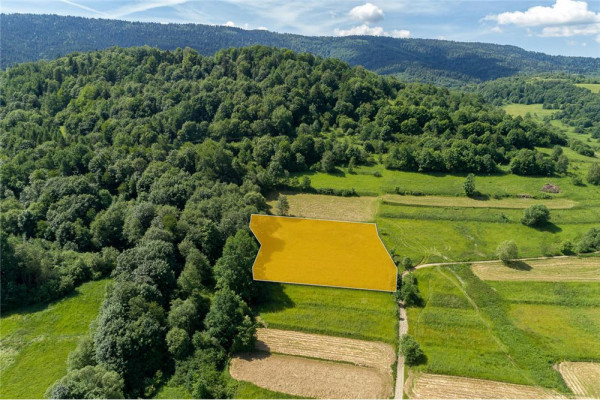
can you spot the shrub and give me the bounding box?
[559,240,575,255]
[45,366,124,399]
[587,163,600,185]
[399,334,424,366]
[463,173,476,197]
[401,256,413,270]
[275,194,289,216]
[576,227,600,253]
[521,204,550,226]
[399,274,422,306]
[497,240,518,264]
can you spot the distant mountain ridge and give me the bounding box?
[2,13,599,86]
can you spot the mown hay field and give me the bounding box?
[575,83,600,93]
[0,279,109,399]
[230,353,390,399]
[256,282,398,345]
[405,371,565,399]
[472,257,600,282]
[557,362,600,398]
[251,215,396,291]
[267,192,378,222]
[382,194,576,209]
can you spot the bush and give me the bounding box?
[399,274,422,306]
[521,204,550,227]
[166,327,191,360]
[45,366,124,399]
[399,334,424,366]
[559,240,575,255]
[587,163,600,185]
[401,256,413,270]
[577,227,600,253]
[497,240,518,264]
[463,173,476,197]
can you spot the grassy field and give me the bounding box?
[0,279,109,399]
[408,265,600,392]
[503,103,558,119]
[575,83,600,93]
[256,282,398,346]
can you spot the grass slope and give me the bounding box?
[256,282,398,346]
[408,265,600,392]
[0,279,109,399]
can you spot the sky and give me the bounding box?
[2,0,599,57]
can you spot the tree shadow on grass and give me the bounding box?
[0,287,82,318]
[532,222,562,233]
[506,261,532,271]
[255,282,295,313]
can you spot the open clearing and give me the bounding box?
[251,215,396,291]
[267,192,378,222]
[383,194,576,209]
[255,328,395,375]
[404,372,565,399]
[557,362,600,398]
[472,257,600,282]
[230,353,390,399]
[576,83,600,93]
[0,279,108,399]
[503,103,559,119]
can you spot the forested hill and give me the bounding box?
[2,13,600,86]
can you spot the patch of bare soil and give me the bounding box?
[472,257,600,282]
[558,362,600,398]
[255,328,395,376]
[230,353,390,399]
[405,372,565,399]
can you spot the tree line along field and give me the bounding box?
[407,263,600,394]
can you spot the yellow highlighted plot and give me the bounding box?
[250,215,397,292]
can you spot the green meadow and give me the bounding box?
[408,265,600,392]
[0,279,109,399]
[256,282,398,346]
[575,83,600,94]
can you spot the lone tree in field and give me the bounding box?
[521,204,551,227]
[497,240,518,264]
[588,163,600,185]
[275,194,289,216]
[463,173,476,197]
[400,334,424,366]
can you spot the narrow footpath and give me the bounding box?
[394,302,408,399]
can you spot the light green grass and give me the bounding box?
[503,103,559,119]
[153,383,193,399]
[409,265,600,391]
[575,83,600,93]
[0,279,109,399]
[233,381,306,399]
[297,163,600,201]
[406,267,531,384]
[378,215,596,264]
[257,282,398,346]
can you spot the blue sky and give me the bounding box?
[2,0,599,57]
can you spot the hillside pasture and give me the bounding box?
[256,282,398,345]
[266,192,378,222]
[503,103,559,119]
[0,279,108,399]
[575,83,600,93]
[409,265,600,392]
[472,257,600,282]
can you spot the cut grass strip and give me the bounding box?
[382,195,576,209]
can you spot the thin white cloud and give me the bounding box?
[60,0,108,16]
[110,0,189,18]
[349,3,384,23]
[224,20,236,27]
[335,24,409,38]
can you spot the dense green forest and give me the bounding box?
[478,76,600,139]
[0,45,593,398]
[2,14,600,86]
